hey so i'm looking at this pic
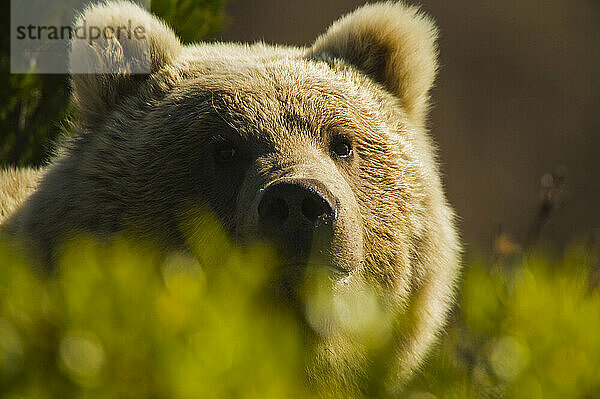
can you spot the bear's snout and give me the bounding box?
[258,179,338,261]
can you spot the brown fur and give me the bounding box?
[2,1,460,394]
[0,168,43,224]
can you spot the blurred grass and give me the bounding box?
[405,242,600,399]
[0,228,309,398]
[1,223,599,398]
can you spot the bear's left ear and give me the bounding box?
[69,1,182,126]
[309,2,438,125]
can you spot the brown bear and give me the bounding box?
[2,1,461,394]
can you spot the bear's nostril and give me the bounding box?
[301,196,329,223]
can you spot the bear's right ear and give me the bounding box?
[69,1,181,126]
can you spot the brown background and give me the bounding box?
[216,0,600,251]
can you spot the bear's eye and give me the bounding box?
[214,145,237,162]
[330,137,353,158]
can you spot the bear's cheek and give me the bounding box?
[323,182,364,275]
[181,152,250,234]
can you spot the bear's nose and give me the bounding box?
[258,179,337,252]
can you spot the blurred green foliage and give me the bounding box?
[405,244,600,399]
[0,223,312,398]
[0,0,226,167]
[1,218,599,398]
[151,0,226,43]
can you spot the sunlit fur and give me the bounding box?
[0,168,42,224]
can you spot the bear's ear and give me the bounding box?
[309,2,438,125]
[69,1,182,125]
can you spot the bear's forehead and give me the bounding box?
[163,50,384,143]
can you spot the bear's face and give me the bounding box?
[138,55,428,302]
[147,59,386,281]
[9,1,460,392]
[92,48,424,295]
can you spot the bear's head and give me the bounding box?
[8,0,460,393]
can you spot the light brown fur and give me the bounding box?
[0,168,43,224]
[2,1,461,394]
